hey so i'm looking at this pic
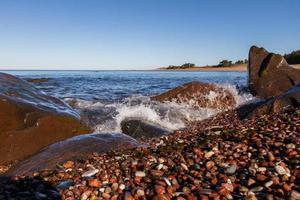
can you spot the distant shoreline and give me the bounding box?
[158,64,247,72]
[158,64,300,72]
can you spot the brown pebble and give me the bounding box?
[88,179,101,188]
[63,160,74,169]
[155,185,166,194]
[206,161,215,170]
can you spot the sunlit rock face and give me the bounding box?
[0,72,91,165]
[238,83,300,119]
[248,46,300,99]
[151,81,236,110]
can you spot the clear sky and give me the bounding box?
[0,0,299,70]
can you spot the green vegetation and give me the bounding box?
[217,59,247,67]
[165,59,249,69]
[284,50,300,64]
[167,63,195,69]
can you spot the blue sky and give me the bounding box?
[0,0,299,70]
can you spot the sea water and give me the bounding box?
[2,70,253,132]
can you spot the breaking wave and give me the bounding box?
[65,83,254,133]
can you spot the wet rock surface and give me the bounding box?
[0,72,91,165]
[121,118,171,139]
[151,81,236,110]
[1,108,299,199]
[25,77,53,84]
[6,133,140,176]
[248,46,300,98]
[238,83,300,118]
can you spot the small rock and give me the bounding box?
[226,164,237,175]
[257,167,266,172]
[81,191,92,200]
[163,177,171,186]
[250,186,263,192]
[151,170,164,177]
[268,152,275,161]
[137,189,145,197]
[56,180,74,189]
[135,171,146,177]
[111,183,118,191]
[247,178,256,186]
[286,143,296,149]
[89,179,101,188]
[180,163,189,171]
[155,185,166,194]
[291,190,300,200]
[124,192,134,200]
[119,184,125,190]
[206,161,215,170]
[205,151,214,158]
[82,169,99,177]
[264,181,273,188]
[256,174,267,182]
[157,164,164,170]
[275,165,290,176]
[35,192,47,199]
[105,187,112,194]
[63,160,74,169]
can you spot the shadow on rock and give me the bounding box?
[121,118,171,139]
[0,176,60,199]
[6,133,140,176]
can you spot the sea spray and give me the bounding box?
[67,83,254,134]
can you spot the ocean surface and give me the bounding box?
[1,70,253,133]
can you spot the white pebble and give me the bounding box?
[135,171,146,177]
[204,151,214,158]
[82,169,99,177]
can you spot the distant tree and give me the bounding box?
[167,65,177,69]
[166,63,196,69]
[234,60,244,65]
[284,50,300,64]
[218,60,233,67]
[181,63,195,69]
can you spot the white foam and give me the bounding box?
[69,83,254,134]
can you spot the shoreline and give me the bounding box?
[158,64,247,72]
[158,64,300,72]
[2,109,299,199]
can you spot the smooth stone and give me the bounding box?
[151,81,236,110]
[250,186,264,192]
[135,171,146,177]
[82,169,99,177]
[226,164,237,175]
[56,180,74,190]
[0,72,91,165]
[6,133,139,176]
[121,118,171,139]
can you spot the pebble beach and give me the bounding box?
[1,108,299,200]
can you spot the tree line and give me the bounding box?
[284,50,300,64]
[165,50,300,70]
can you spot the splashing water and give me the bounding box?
[68,84,253,133]
[4,70,254,133]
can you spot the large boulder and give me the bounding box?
[6,133,139,176]
[248,46,300,98]
[0,73,91,165]
[238,83,300,119]
[121,118,171,139]
[151,81,236,110]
